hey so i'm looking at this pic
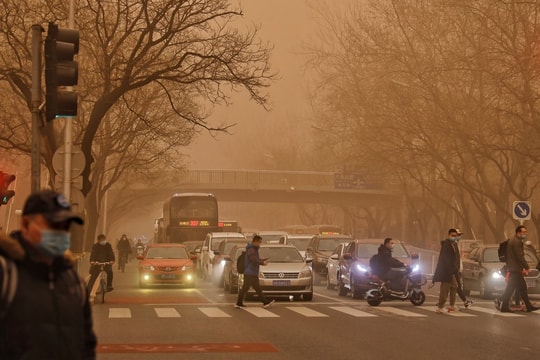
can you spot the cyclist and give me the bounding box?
[87,234,115,293]
[116,234,132,272]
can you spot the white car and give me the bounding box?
[326,242,348,289]
[200,232,245,281]
[287,234,313,258]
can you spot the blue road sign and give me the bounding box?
[513,201,531,220]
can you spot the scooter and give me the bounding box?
[365,264,426,306]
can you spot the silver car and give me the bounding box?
[326,242,348,290]
[242,244,313,301]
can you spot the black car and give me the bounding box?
[305,234,352,284]
[461,245,540,299]
[337,239,412,299]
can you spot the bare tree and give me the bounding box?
[0,0,275,248]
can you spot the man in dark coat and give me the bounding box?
[376,237,406,290]
[0,190,96,359]
[87,234,115,293]
[432,228,461,313]
[499,225,539,313]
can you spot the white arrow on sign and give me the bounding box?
[517,204,528,216]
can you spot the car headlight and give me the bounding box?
[181,265,193,271]
[220,259,227,266]
[143,265,155,271]
[411,264,420,273]
[299,269,312,278]
[492,271,503,279]
[356,264,367,273]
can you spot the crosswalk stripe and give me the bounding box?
[418,307,475,317]
[109,308,131,318]
[468,306,523,317]
[329,306,377,317]
[375,306,427,317]
[287,306,329,317]
[154,307,180,318]
[199,307,232,318]
[243,307,279,318]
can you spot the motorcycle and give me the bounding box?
[365,263,426,306]
[136,245,144,256]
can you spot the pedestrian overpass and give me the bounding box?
[160,169,400,206]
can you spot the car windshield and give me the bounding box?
[318,238,350,251]
[483,248,500,263]
[259,247,304,263]
[146,247,188,259]
[287,237,311,251]
[260,234,286,243]
[355,243,409,258]
[223,240,246,254]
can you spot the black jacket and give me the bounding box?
[116,238,132,254]
[0,231,97,359]
[433,239,460,283]
[377,245,405,274]
[89,242,115,263]
[506,236,529,272]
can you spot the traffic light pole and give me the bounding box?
[63,0,75,199]
[31,24,43,193]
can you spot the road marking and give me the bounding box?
[199,307,232,318]
[98,342,279,353]
[418,307,475,317]
[375,306,427,317]
[243,308,279,318]
[109,308,132,318]
[313,292,352,303]
[286,306,329,317]
[329,306,377,317]
[468,306,524,317]
[154,307,180,318]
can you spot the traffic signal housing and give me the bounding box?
[0,171,16,206]
[45,23,79,121]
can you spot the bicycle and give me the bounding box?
[118,252,129,272]
[91,262,112,304]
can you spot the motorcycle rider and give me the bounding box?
[376,237,407,291]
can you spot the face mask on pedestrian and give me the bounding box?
[520,234,527,240]
[449,236,458,242]
[99,240,107,245]
[37,229,71,257]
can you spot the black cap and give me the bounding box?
[22,190,84,225]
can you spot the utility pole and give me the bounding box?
[31,24,43,193]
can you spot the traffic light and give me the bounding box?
[0,171,16,206]
[45,22,79,121]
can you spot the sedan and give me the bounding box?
[223,245,244,294]
[326,242,348,289]
[461,245,540,299]
[241,244,313,301]
[137,244,196,288]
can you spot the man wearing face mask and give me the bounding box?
[87,234,115,293]
[0,190,97,359]
[499,225,539,312]
[376,237,407,291]
[432,228,461,313]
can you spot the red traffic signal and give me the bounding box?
[0,171,16,206]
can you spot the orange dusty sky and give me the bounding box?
[186,0,320,170]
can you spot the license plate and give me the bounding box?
[272,280,291,286]
[526,279,536,288]
[161,274,176,280]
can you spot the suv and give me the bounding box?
[200,232,245,281]
[305,234,352,284]
[337,239,411,299]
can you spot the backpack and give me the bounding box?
[236,251,246,274]
[0,255,18,318]
[369,254,381,276]
[498,240,509,262]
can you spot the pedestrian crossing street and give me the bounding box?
[103,303,540,320]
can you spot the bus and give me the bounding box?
[279,224,342,235]
[161,193,220,243]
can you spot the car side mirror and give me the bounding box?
[342,253,352,260]
[136,255,144,260]
[305,258,313,263]
[202,246,208,251]
[330,254,339,260]
[213,251,220,255]
[189,254,197,260]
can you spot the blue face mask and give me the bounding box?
[37,229,71,257]
[449,237,458,242]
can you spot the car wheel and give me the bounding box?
[303,293,313,301]
[293,294,302,301]
[351,275,363,299]
[337,276,348,297]
[479,277,492,299]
